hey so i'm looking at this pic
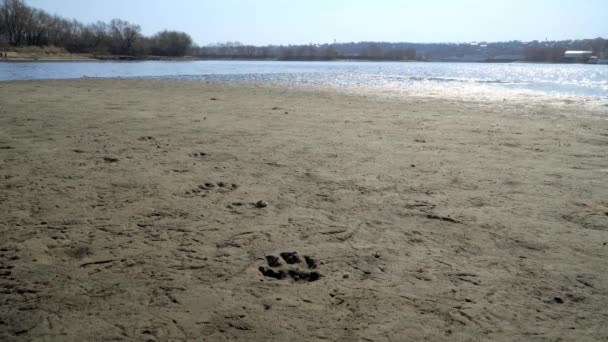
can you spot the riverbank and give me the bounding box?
[0,80,607,341]
[1,50,601,64]
[0,51,206,62]
[0,50,97,61]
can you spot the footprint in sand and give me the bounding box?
[188,152,207,158]
[259,252,321,282]
[0,245,19,279]
[185,182,238,196]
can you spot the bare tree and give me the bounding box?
[149,30,192,56]
[1,0,31,45]
[109,18,140,55]
[0,10,5,44]
[25,9,51,46]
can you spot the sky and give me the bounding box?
[27,0,608,46]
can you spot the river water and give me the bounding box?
[1,60,607,102]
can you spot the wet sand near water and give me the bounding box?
[0,79,607,341]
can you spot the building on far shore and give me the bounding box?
[563,50,593,63]
[588,54,608,64]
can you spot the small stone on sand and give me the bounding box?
[255,200,268,208]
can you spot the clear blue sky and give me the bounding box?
[27,0,607,46]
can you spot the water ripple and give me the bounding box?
[1,61,607,103]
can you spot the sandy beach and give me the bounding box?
[0,79,607,341]
[0,51,97,62]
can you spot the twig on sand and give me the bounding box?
[426,214,462,224]
[80,259,115,267]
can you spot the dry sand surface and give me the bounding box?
[0,51,96,61]
[0,79,607,341]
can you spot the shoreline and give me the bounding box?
[3,77,606,114]
[1,80,607,341]
[0,52,601,64]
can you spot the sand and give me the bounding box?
[0,79,607,341]
[0,51,96,62]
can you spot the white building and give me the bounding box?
[564,50,593,59]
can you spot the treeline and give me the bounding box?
[191,42,417,61]
[521,39,607,62]
[192,39,607,62]
[522,47,567,63]
[0,0,193,56]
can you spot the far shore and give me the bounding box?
[0,51,598,64]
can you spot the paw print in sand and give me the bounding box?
[185,182,238,196]
[259,252,321,282]
[188,152,207,158]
